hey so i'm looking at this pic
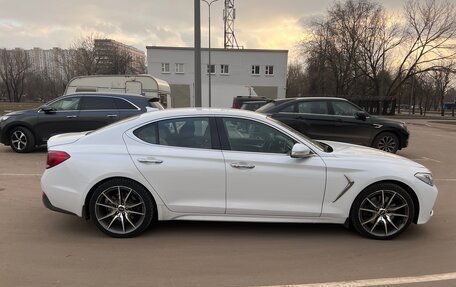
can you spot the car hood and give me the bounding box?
[369,116,405,126]
[5,109,37,116]
[321,140,424,168]
[47,132,89,148]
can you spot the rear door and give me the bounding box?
[77,96,120,131]
[125,117,226,213]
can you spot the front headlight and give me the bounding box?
[0,115,9,122]
[415,172,433,186]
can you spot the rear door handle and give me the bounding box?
[66,115,77,118]
[230,162,255,169]
[107,114,118,118]
[137,158,163,164]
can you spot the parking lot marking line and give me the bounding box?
[255,272,456,287]
[0,173,41,176]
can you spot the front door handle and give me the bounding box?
[230,162,255,169]
[66,115,77,118]
[107,114,118,118]
[137,158,163,164]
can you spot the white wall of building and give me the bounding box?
[147,46,288,108]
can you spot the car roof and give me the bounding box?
[65,92,150,100]
[137,108,267,121]
[272,97,348,103]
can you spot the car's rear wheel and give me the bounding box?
[372,132,399,153]
[89,179,154,238]
[350,183,414,240]
[9,127,35,153]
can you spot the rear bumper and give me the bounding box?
[42,192,77,216]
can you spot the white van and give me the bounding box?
[64,75,172,108]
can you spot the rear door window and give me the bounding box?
[296,101,329,115]
[114,98,138,110]
[80,97,116,110]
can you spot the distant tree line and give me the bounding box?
[287,0,456,115]
[0,34,146,102]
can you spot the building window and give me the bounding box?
[251,65,260,75]
[265,65,274,75]
[175,63,184,74]
[207,64,215,74]
[161,63,170,73]
[220,64,229,75]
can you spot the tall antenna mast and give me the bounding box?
[224,0,240,49]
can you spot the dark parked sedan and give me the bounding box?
[0,92,163,153]
[257,97,409,153]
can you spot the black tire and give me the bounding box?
[89,179,155,238]
[350,183,414,240]
[372,132,399,153]
[9,126,35,153]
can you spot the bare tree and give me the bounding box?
[286,63,306,97]
[71,33,102,76]
[385,0,456,98]
[0,49,31,102]
[430,63,454,116]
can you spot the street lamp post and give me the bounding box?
[202,0,219,107]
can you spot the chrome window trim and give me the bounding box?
[39,95,141,113]
[127,114,323,155]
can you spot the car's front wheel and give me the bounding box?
[9,127,35,153]
[372,132,399,153]
[89,179,155,238]
[350,183,414,240]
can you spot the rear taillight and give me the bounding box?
[46,151,71,169]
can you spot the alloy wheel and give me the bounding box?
[94,186,146,235]
[358,189,410,238]
[377,136,397,152]
[11,131,27,151]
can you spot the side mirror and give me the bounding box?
[40,105,54,113]
[355,111,367,121]
[290,143,313,158]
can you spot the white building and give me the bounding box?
[147,46,288,108]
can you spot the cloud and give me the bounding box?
[0,0,407,54]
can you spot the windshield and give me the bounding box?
[266,116,326,152]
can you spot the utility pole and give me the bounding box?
[194,0,202,107]
[202,0,219,107]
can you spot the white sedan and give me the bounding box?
[41,109,438,239]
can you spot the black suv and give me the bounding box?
[232,96,269,109]
[257,97,409,153]
[0,93,163,153]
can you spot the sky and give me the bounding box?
[0,0,407,59]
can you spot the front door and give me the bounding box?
[36,96,82,141]
[219,117,327,217]
[125,117,226,214]
[330,100,374,145]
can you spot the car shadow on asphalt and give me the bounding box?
[48,215,433,243]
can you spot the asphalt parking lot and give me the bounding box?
[1,119,456,287]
